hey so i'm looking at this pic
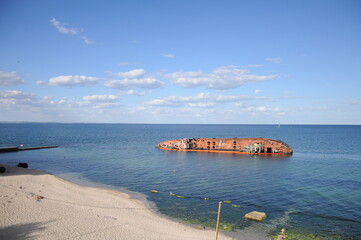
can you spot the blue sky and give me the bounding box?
[0,0,360,124]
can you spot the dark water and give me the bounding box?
[1,123,360,239]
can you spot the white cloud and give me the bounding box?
[0,90,36,100]
[0,90,126,123]
[104,77,164,90]
[123,90,147,96]
[265,57,282,64]
[50,18,78,35]
[188,102,216,108]
[344,100,361,105]
[36,80,46,85]
[0,71,24,86]
[255,89,262,93]
[50,18,95,45]
[0,90,37,106]
[161,53,176,58]
[81,36,95,44]
[108,69,146,78]
[105,69,164,90]
[55,95,121,109]
[146,92,269,108]
[46,75,99,87]
[0,91,121,110]
[235,102,285,115]
[91,103,120,109]
[248,106,272,112]
[43,96,54,100]
[81,95,121,109]
[83,95,119,103]
[242,64,263,68]
[164,65,278,89]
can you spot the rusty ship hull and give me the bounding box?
[156,138,292,155]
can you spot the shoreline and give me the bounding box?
[0,164,234,240]
[54,171,157,211]
[48,169,271,240]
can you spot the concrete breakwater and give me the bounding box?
[0,146,58,153]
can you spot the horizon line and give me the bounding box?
[0,121,360,126]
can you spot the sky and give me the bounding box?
[0,0,360,124]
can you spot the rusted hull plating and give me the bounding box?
[156,138,293,155]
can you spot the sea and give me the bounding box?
[0,123,360,240]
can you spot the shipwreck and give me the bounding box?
[156,138,292,155]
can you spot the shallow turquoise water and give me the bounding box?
[1,123,360,239]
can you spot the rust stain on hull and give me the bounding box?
[156,138,292,155]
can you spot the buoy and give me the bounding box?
[150,190,159,194]
[231,204,241,208]
[175,195,187,199]
[223,200,232,204]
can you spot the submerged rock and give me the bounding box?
[17,163,28,168]
[244,211,267,221]
[275,228,287,240]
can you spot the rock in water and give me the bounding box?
[17,163,28,168]
[244,211,267,221]
[0,166,6,173]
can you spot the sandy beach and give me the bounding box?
[0,164,232,240]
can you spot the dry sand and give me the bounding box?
[0,164,233,240]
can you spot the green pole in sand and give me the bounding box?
[215,201,222,240]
